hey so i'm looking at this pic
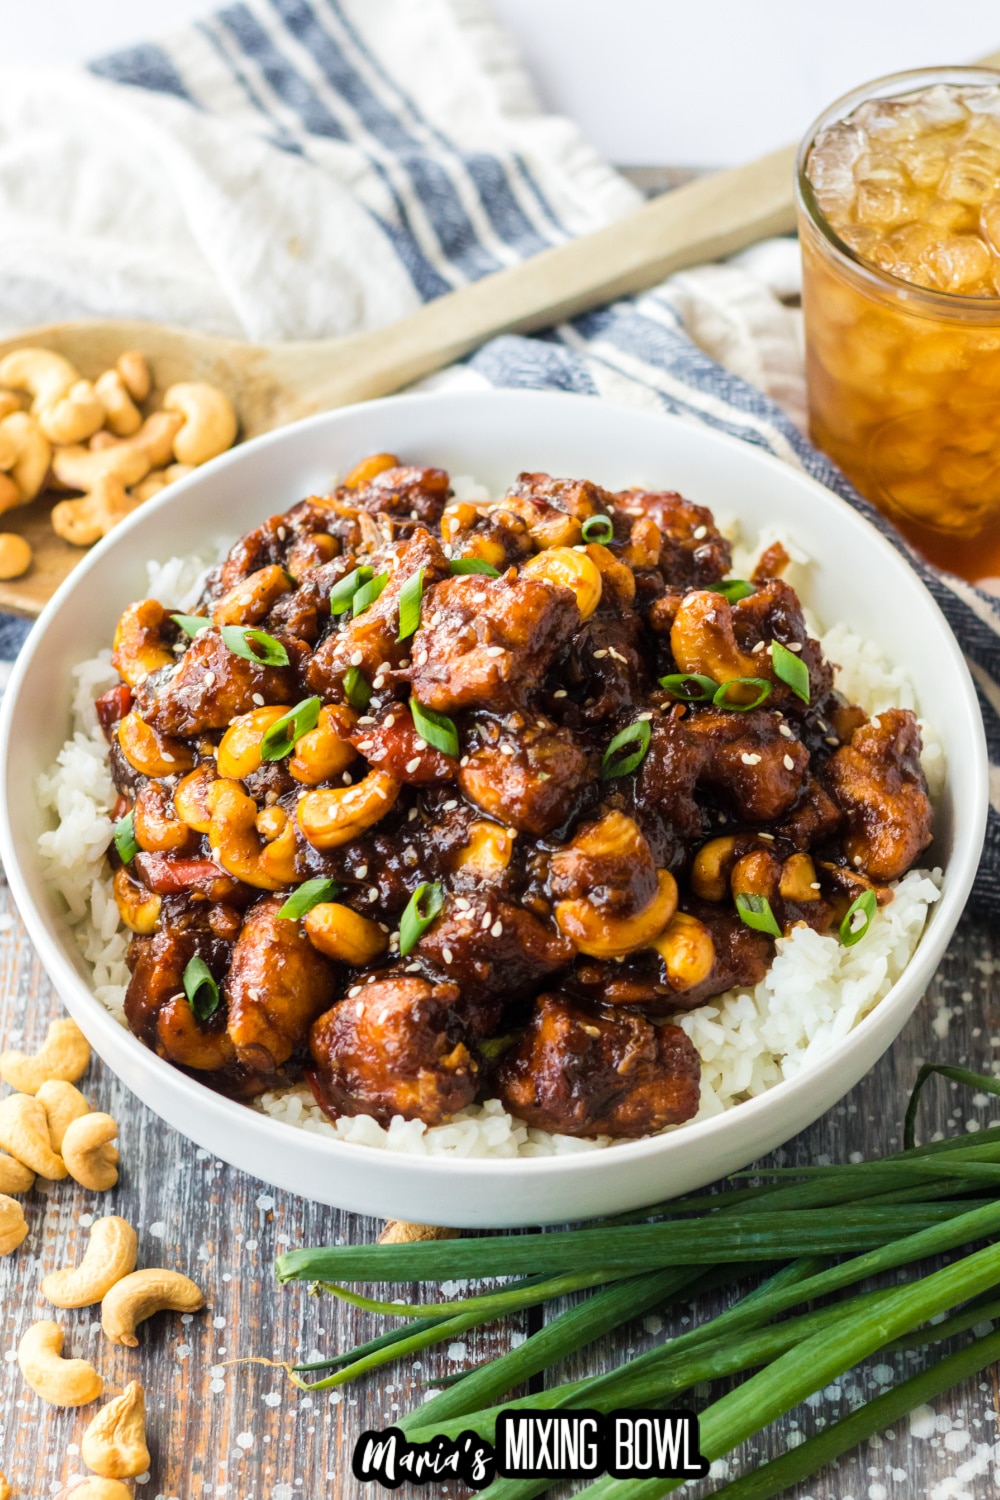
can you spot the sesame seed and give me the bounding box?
[871,715,881,728]
[778,724,794,738]
[203,671,216,688]
[481,912,491,930]
[787,642,803,652]
[414,737,427,751]
[741,752,761,765]
[593,649,608,659]
[442,947,454,964]
[408,807,419,821]
[442,800,458,811]
[637,711,653,721]
[693,525,708,539]
[355,1000,364,1016]
[356,740,373,752]
[367,887,379,902]
[500,744,516,756]
[853,855,863,866]
[399,658,411,669]
[757,832,775,841]
[405,962,421,973]
[405,757,422,774]
[350,650,363,666]
[383,713,395,727]
[783,754,795,770]
[251,693,265,706]
[357,715,375,725]
[490,920,503,937]
[455,897,471,911]
[825,736,839,746]
[580,1024,601,1038]
[348,985,361,997]
[460,755,470,767]
[752,640,766,653]
[356,864,368,878]
[161,752,175,764]
[414,650,428,666]
[608,648,628,663]
[342,771,352,784]
[277,526,287,541]
[486,646,505,657]
[553,690,567,699]
[810,882,822,890]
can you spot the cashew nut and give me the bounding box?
[173,764,216,834]
[303,902,389,965]
[691,836,739,903]
[671,590,768,685]
[94,369,142,437]
[51,411,182,498]
[50,473,140,547]
[555,870,678,958]
[0,412,52,504]
[130,461,194,504]
[0,348,77,412]
[217,704,288,779]
[378,1220,460,1244]
[58,1483,132,1500]
[37,1080,90,1152]
[289,703,357,785]
[116,350,151,403]
[163,382,238,465]
[82,1380,150,1478]
[17,1320,103,1406]
[345,451,399,488]
[206,778,287,890]
[213,564,292,626]
[61,1112,119,1191]
[0,1015,91,1093]
[0,534,32,580]
[42,1216,138,1309]
[452,821,514,879]
[0,1153,34,1194]
[37,380,105,445]
[118,711,195,777]
[779,851,821,902]
[651,911,716,991]
[523,546,602,620]
[731,848,782,901]
[0,1193,28,1254]
[0,1094,67,1179]
[297,770,401,850]
[101,1267,204,1347]
[112,599,174,686]
[112,867,162,935]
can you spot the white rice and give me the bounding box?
[35,539,943,1158]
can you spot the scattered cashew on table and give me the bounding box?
[0,345,239,577]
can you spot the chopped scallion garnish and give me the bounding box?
[113,809,138,864]
[660,672,717,703]
[329,566,373,616]
[171,613,211,638]
[278,877,342,921]
[343,666,371,711]
[772,639,810,703]
[735,891,782,938]
[397,566,424,641]
[712,677,772,711]
[398,882,445,956]
[581,515,614,544]
[183,955,220,1021]
[448,558,500,578]
[840,887,877,947]
[219,625,289,667]
[710,579,756,604]
[410,698,459,759]
[260,696,321,762]
[352,571,389,617]
[600,719,651,779]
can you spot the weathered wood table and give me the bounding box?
[1,867,998,1498]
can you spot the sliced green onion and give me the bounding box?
[352,570,388,617]
[329,566,373,615]
[600,719,651,779]
[171,613,211,638]
[113,809,138,864]
[735,892,782,938]
[278,877,342,921]
[260,696,321,761]
[840,887,878,947]
[712,677,772,712]
[710,579,756,604]
[410,698,459,759]
[771,639,810,703]
[398,882,444,957]
[659,672,718,703]
[396,566,424,641]
[219,625,289,667]
[581,515,614,544]
[343,666,371,711]
[448,557,500,578]
[183,956,220,1021]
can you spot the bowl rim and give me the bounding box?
[0,387,988,1180]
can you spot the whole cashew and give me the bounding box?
[670,590,770,685]
[0,1094,67,1179]
[522,547,603,619]
[555,870,679,958]
[101,1267,204,1347]
[51,473,143,547]
[61,1113,119,1191]
[52,442,150,494]
[111,598,174,686]
[0,412,52,504]
[163,382,238,465]
[82,1380,150,1478]
[297,770,401,850]
[0,1152,34,1194]
[1,1015,91,1093]
[0,534,32,580]
[206,778,289,891]
[42,1215,138,1309]
[17,1320,103,1407]
[58,1483,132,1500]
[116,350,151,403]
[0,1193,28,1254]
[0,348,77,412]
[94,369,141,437]
[37,1079,90,1152]
[130,461,194,504]
[379,1220,460,1244]
[38,380,105,445]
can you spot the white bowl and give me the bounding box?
[0,391,987,1226]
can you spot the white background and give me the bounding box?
[3,0,1000,166]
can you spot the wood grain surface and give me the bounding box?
[1,852,998,1498]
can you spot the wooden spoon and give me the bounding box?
[0,144,799,617]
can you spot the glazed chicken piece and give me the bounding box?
[548,811,661,918]
[496,993,701,1137]
[308,972,478,1125]
[634,712,707,850]
[346,702,454,784]
[687,709,810,823]
[225,896,339,1074]
[407,572,580,714]
[214,499,342,593]
[343,465,452,526]
[821,709,933,881]
[136,628,298,737]
[614,488,731,587]
[459,717,592,834]
[776,777,843,849]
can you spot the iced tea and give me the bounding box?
[797,69,1000,582]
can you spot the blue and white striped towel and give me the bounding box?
[1,0,998,909]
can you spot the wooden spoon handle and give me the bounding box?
[268,144,798,411]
